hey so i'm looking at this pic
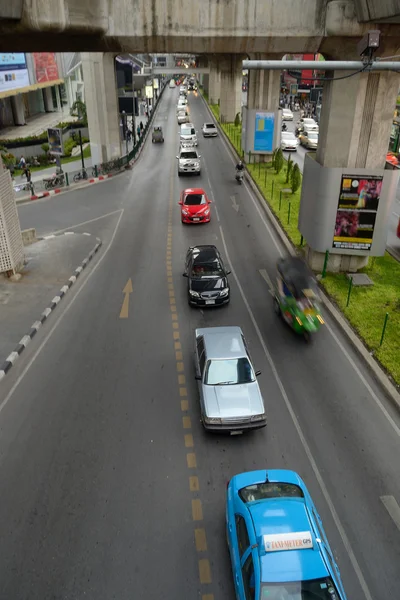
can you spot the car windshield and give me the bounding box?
[205,124,215,129]
[282,132,294,139]
[303,119,316,124]
[239,482,304,503]
[182,127,195,135]
[185,194,206,206]
[308,132,318,140]
[191,261,222,277]
[260,578,341,600]
[181,152,197,159]
[205,358,255,385]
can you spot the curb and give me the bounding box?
[200,91,400,411]
[29,174,114,201]
[0,232,102,382]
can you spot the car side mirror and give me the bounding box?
[198,155,201,158]
[226,269,231,275]
[179,201,183,205]
[255,370,261,377]
[176,156,179,159]
[195,375,202,381]
[208,200,212,203]
[182,272,188,277]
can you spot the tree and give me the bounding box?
[70,99,88,125]
[286,156,293,183]
[234,112,241,127]
[291,163,301,194]
[274,148,284,174]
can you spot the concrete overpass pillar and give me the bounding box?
[299,69,400,272]
[316,70,400,169]
[247,69,280,112]
[219,55,243,123]
[82,53,121,166]
[208,57,220,105]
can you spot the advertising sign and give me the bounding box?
[263,531,313,552]
[47,128,63,155]
[254,112,275,152]
[333,175,383,251]
[0,53,30,93]
[145,85,153,99]
[153,78,159,90]
[33,53,59,84]
[290,84,298,96]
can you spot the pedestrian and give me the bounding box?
[18,156,26,170]
[25,167,31,182]
[137,125,141,139]
[126,128,131,142]
[140,121,144,132]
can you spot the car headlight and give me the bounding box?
[204,416,222,424]
[189,290,200,297]
[251,413,266,422]
[203,209,210,216]
[219,287,229,298]
[182,209,189,215]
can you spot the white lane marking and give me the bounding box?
[259,269,275,296]
[381,495,400,531]
[393,212,399,218]
[64,231,74,235]
[219,224,374,600]
[203,155,220,223]
[231,195,239,213]
[0,210,124,412]
[204,96,400,437]
[44,234,55,240]
[324,322,400,438]
[48,209,124,236]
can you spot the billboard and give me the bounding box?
[33,53,59,84]
[47,128,63,155]
[145,85,153,99]
[0,53,30,93]
[332,175,383,251]
[254,112,275,152]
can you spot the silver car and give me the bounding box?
[180,123,198,146]
[194,326,266,434]
[202,122,218,137]
[177,148,201,176]
[177,110,189,124]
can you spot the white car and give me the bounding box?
[298,117,319,132]
[281,131,299,151]
[282,108,294,121]
[180,123,198,146]
[202,123,218,137]
[177,110,189,124]
[177,148,201,176]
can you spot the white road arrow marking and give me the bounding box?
[230,195,239,213]
[259,269,275,296]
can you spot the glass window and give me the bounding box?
[184,194,206,206]
[260,577,341,600]
[197,336,205,356]
[235,515,250,558]
[239,482,304,503]
[191,262,222,277]
[181,152,197,159]
[242,553,255,600]
[199,350,206,375]
[204,358,255,385]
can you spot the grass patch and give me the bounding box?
[201,90,400,387]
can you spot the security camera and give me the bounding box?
[357,30,380,60]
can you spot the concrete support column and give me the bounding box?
[82,52,121,165]
[43,87,54,112]
[219,55,243,123]
[208,57,220,105]
[10,95,26,125]
[247,69,281,111]
[316,70,400,169]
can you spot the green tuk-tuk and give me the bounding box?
[152,126,164,143]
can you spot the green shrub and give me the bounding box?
[234,112,241,127]
[275,148,284,174]
[286,155,293,183]
[291,163,301,194]
[41,142,50,154]
[70,100,88,125]
[63,137,77,157]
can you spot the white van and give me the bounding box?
[169,79,176,88]
[180,123,198,146]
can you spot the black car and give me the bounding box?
[183,245,231,307]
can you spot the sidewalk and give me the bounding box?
[0,233,101,374]
[0,110,77,141]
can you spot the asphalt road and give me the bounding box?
[0,87,398,600]
[282,117,400,260]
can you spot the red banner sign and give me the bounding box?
[33,53,59,84]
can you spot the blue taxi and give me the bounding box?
[226,469,348,600]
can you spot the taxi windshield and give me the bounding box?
[260,578,341,600]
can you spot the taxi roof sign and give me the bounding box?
[263,531,313,552]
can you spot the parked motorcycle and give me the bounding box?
[44,171,65,190]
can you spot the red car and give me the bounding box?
[179,188,212,224]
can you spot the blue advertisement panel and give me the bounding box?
[254,112,275,152]
[0,53,30,93]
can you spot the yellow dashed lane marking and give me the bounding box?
[181,399,189,411]
[190,476,199,491]
[195,528,208,552]
[177,361,184,372]
[168,277,173,283]
[172,313,178,321]
[169,291,175,298]
[172,322,179,329]
[171,305,177,313]
[179,387,187,396]
[173,331,180,340]
[199,559,212,584]
[176,350,183,360]
[174,341,181,350]
[192,499,203,521]
[185,434,194,448]
[183,416,191,429]
[202,595,214,600]
[178,374,185,384]
[187,453,197,468]
[168,283,174,290]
